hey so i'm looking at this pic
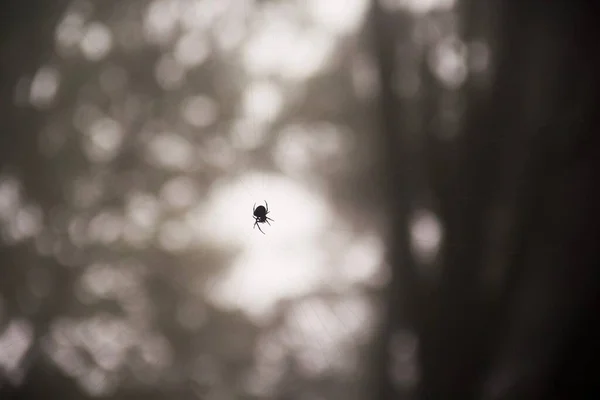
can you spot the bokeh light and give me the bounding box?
[0,0,493,397]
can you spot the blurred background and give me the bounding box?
[0,0,599,399]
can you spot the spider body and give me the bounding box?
[253,201,273,234]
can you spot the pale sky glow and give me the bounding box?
[189,173,373,322]
[242,19,336,80]
[214,244,330,322]
[306,0,370,35]
[192,172,331,247]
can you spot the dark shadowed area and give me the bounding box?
[0,1,599,399]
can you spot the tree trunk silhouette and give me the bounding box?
[370,0,600,398]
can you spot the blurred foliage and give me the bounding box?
[0,0,391,399]
[3,0,598,399]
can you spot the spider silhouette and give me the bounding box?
[253,201,274,234]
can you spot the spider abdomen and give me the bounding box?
[253,205,267,218]
[252,202,273,234]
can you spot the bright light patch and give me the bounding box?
[190,173,330,247]
[146,133,194,170]
[212,245,329,321]
[273,125,313,175]
[30,66,60,108]
[126,192,160,229]
[306,0,369,35]
[160,176,200,210]
[229,118,268,151]
[339,234,384,285]
[55,11,85,51]
[143,0,180,45]
[181,95,219,128]
[174,32,210,67]
[409,209,442,266]
[241,81,283,123]
[243,19,335,80]
[80,22,113,61]
[190,174,335,320]
[0,320,33,376]
[429,36,468,89]
[83,117,124,163]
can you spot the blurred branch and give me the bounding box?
[369,0,600,398]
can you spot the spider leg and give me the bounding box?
[253,203,256,213]
[264,201,268,213]
[266,217,274,222]
[265,219,271,226]
[257,223,265,234]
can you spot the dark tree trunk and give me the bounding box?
[370,0,600,398]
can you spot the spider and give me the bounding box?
[253,201,274,234]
